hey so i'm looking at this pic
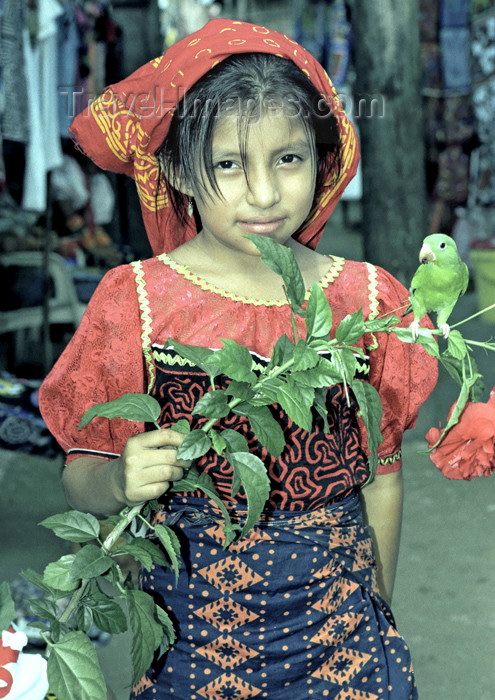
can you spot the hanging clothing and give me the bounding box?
[22,0,64,212]
[0,0,29,144]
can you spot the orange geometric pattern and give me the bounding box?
[334,688,379,700]
[311,648,371,685]
[328,524,358,550]
[132,496,417,698]
[311,612,363,647]
[203,524,273,552]
[198,555,263,594]
[194,597,260,633]
[196,633,259,670]
[196,672,262,699]
[311,576,360,615]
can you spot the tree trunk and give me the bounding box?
[350,0,427,285]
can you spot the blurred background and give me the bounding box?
[0,1,494,698]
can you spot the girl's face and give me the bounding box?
[188,110,317,257]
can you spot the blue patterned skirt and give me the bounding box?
[132,492,417,699]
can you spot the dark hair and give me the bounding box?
[157,52,342,224]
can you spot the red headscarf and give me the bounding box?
[70,18,359,255]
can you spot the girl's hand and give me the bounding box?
[111,429,190,507]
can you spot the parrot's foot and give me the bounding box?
[409,320,420,340]
[438,323,451,338]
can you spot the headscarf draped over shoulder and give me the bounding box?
[70,18,359,255]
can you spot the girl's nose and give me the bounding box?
[245,167,281,209]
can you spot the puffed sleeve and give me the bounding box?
[39,264,147,462]
[366,266,438,474]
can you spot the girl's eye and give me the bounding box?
[279,154,301,165]
[216,160,237,170]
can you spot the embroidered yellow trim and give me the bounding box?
[131,260,155,393]
[378,450,402,466]
[153,348,369,379]
[152,348,269,375]
[355,358,370,376]
[157,252,345,306]
[365,262,380,351]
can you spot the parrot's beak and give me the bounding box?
[419,243,436,264]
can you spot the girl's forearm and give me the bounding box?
[62,456,126,517]
[359,470,404,605]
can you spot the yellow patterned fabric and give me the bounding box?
[69,19,359,255]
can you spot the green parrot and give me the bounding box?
[406,233,469,339]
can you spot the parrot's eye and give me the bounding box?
[439,242,446,249]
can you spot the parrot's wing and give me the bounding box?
[435,261,470,327]
[407,264,428,320]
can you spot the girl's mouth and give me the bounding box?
[237,218,286,235]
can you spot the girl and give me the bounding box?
[40,19,437,699]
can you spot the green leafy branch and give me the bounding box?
[2,235,492,699]
[0,236,395,699]
[0,500,177,699]
[391,304,495,449]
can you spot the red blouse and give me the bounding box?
[39,254,437,505]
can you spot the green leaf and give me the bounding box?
[225,380,255,401]
[170,466,236,545]
[393,327,440,358]
[267,334,295,371]
[0,581,15,633]
[79,393,161,429]
[89,594,128,634]
[75,604,94,633]
[334,348,358,383]
[167,339,216,373]
[245,234,306,311]
[153,525,182,584]
[335,310,366,344]
[221,429,250,453]
[293,341,320,372]
[170,418,190,434]
[232,403,285,457]
[446,330,468,360]
[28,597,59,623]
[352,380,383,482]
[20,568,66,599]
[249,377,284,405]
[229,452,270,537]
[27,620,51,635]
[155,603,176,649]
[313,387,330,433]
[176,429,211,460]
[43,555,79,593]
[209,428,228,455]
[192,389,230,419]
[306,283,332,338]
[438,353,484,401]
[40,511,100,543]
[291,357,342,388]
[118,537,168,570]
[126,589,164,685]
[365,314,400,332]
[47,631,107,700]
[70,545,114,581]
[276,378,315,432]
[205,339,257,383]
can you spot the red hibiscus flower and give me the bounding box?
[425,388,495,480]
